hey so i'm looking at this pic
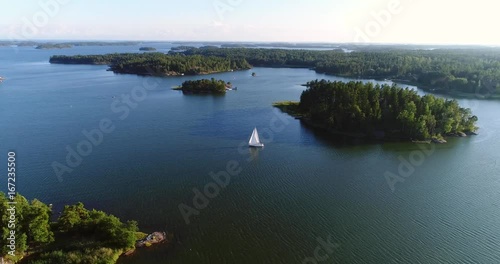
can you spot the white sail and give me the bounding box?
[249,127,264,147]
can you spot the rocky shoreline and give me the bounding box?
[124,231,169,256]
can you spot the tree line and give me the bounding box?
[179,78,228,94]
[50,53,252,76]
[179,47,500,97]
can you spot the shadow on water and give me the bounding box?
[298,121,384,149]
[297,119,457,155]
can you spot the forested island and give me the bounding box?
[35,44,73,50]
[0,193,164,264]
[174,78,230,94]
[139,47,157,51]
[274,80,478,142]
[50,53,252,76]
[177,47,500,98]
[170,46,197,51]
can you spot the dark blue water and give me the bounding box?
[1,44,500,263]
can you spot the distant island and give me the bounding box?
[170,45,197,51]
[49,53,252,76]
[0,40,140,50]
[177,47,500,98]
[1,41,141,49]
[274,80,478,142]
[139,47,157,51]
[0,193,168,264]
[173,78,231,94]
[35,44,73,49]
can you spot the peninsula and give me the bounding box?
[35,43,73,49]
[274,80,478,142]
[49,53,252,76]
[0,193,167,264]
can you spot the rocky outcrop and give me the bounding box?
[432,138,447,144]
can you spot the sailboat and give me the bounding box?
[248,127,264,148]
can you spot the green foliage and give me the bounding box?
[273,101,301,117]
[56,203,139,250]
[26,200,54,245]
[57,202,89,233]
[50,47,500,97]
[0,193,143,263]
[180,78,228,94]
[50,53,252,76]
[35,44,72,49]
[296,80,478,140]
[180,47,500,96]
[0,193,53,261]
[29,248,121,264]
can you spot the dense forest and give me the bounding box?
[177,78,229,94]
[50,53,252,76]
[275,80,478,141]
[179,47,500,97]
[0,193,145,264]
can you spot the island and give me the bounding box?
[179,47,500,98]
[173,78,230,94]
[1,41,141,49]
[0,193,168,264]
[170,45,196,51]
[35,43,73,49]
[139,47,157,51]
[49,53,252,76]
[274,80,478,142]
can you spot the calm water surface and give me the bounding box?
[0,44,499,263]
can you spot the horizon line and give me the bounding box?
[1,39,499,47]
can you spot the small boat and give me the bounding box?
[249,127,264,147]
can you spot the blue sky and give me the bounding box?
[1,0,498,44]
